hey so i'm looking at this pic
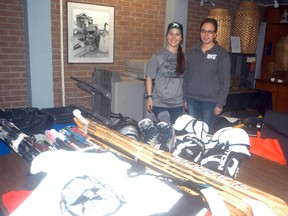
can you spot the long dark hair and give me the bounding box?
[176,45,185,77]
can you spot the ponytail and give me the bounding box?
[176,45,185,77]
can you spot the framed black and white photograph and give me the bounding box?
[67,2,114,63]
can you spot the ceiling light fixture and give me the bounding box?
[274,0,279,8]
[200,0,215,7]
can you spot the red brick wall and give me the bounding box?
[51,0,166,108]
[0,0,28,108]
[0,0,265,109]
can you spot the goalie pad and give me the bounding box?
[171,136,205,163]
[206,127,250,157]
[174,114,211,141]
[200,148,248,178]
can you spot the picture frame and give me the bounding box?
[67,2,114,63]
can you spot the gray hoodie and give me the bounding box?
[183,43,230,108]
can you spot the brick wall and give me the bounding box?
[0,0,265,109]
[51,0,166,108]
[0,0,28,108]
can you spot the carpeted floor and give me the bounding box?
[0,152,30,215]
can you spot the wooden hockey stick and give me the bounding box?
[74,117,250,215]
[73,112,288,216]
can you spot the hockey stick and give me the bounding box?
[73,110,288,216]
[74,113,287,215]
[74,117,248,215]
[72,119,231,215]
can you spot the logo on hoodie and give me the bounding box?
[207,54,217,60]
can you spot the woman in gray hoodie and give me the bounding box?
[183,18,231,132]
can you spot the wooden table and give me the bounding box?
[236,153,288,203]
